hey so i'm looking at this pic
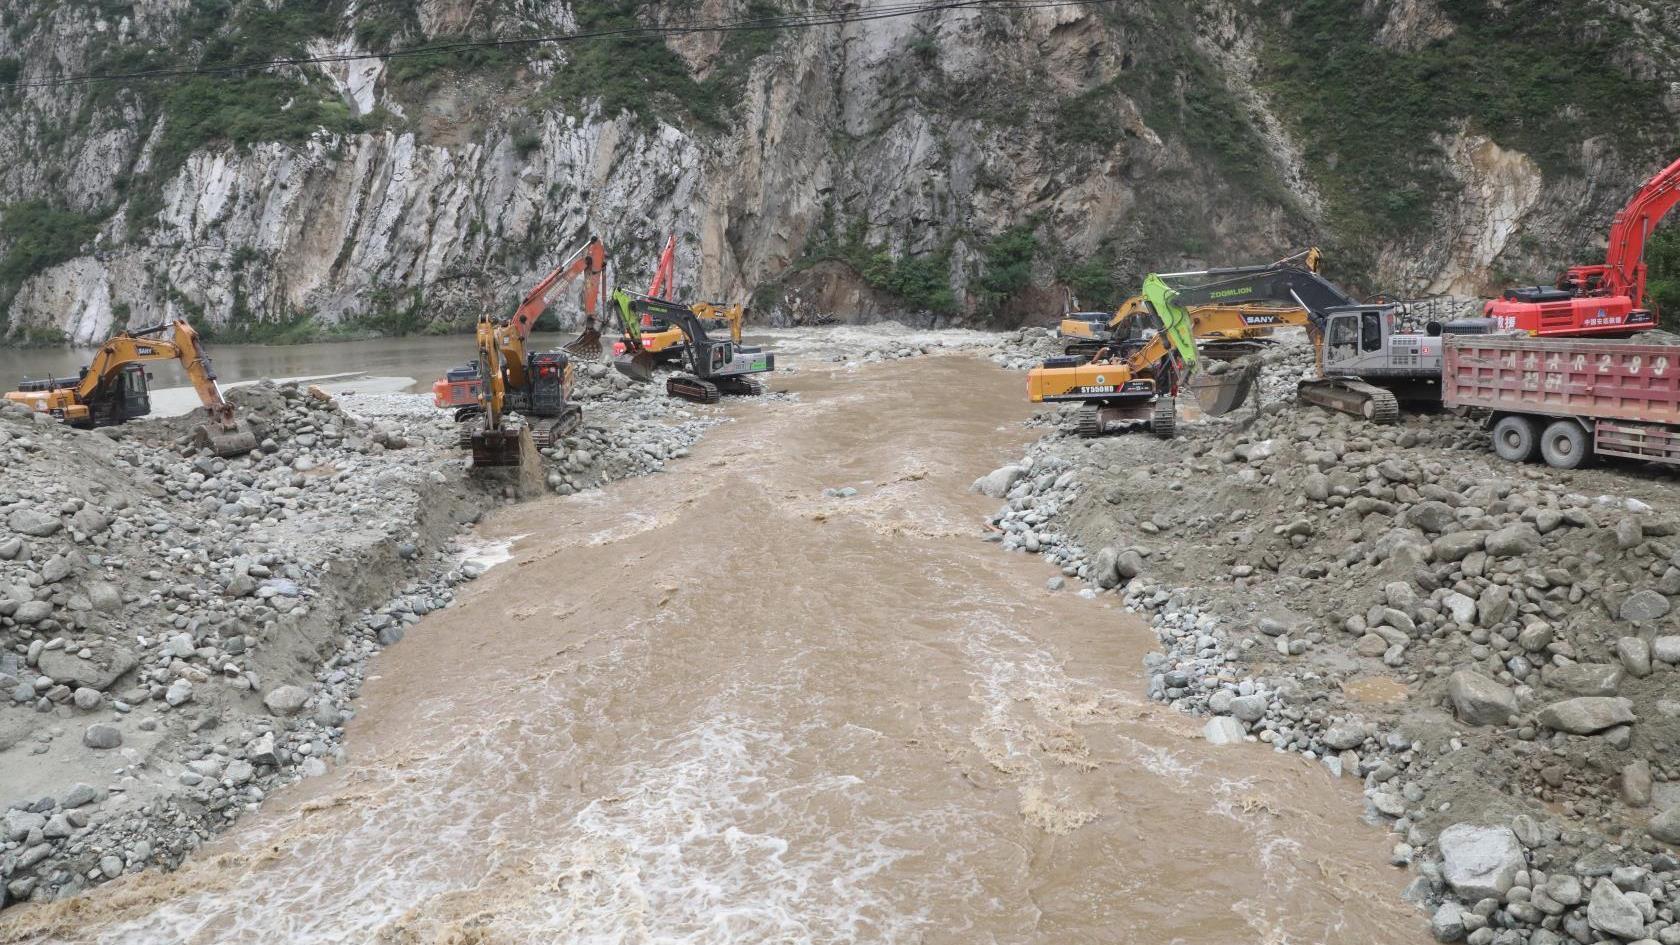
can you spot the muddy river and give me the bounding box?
[0,353,1425,944]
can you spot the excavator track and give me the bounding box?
[668,375,721,404]
[714,376,764,397]
[1297,378,1400,424]
[1149,397,1177,438]
[530,405,583,449]
[1075,404,1103,438]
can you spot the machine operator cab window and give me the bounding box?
[1360,310,1384,353]
[1326,313,1358,364]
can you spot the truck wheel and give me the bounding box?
[1490,414,1540,463]
[1539,419,1591,469]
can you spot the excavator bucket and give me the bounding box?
[563,322,603,361]
[193,420,259,458]
[612,351,657,384]
[470,424,526,468]
[1189,361,1260,416]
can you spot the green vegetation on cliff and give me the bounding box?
[1263,0,1673,251]
[0,201,103,306]
[1651,226,1680,327]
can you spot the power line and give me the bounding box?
[5,0,1120,90]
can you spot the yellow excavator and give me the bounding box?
[1058,248,1323,359]
[5,320,258,456]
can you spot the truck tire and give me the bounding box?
[1539,419,1591,469]
[1490,414,1540,463]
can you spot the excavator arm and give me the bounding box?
[1572,155,1680,308]
[646,235,677,301]
[512,236,606,339]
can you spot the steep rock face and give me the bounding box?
[0,0,1676,341]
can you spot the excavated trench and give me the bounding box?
[1,355,1426,944]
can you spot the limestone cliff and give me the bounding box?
[0,0,1676,343]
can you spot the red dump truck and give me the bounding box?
[1444,335,1680,469]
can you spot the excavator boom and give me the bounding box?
[4,320,256,456]
[1488,154,1679,335]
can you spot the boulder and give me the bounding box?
[7,509,61,537]
[36,647,137,692]
[1547,663,1624,697]
[1407,501,1457,534]
[972,465,1025,499]
[1091,547,1121,589]
[1538,697,1636,735]
[82,723,122,749]
[1432,531,1486,563]
[1587,878,1646,940]
[1322,720,1366,751]
[1477,585,1512,626]
[263,685,310,716]
[1203,717,1246,746]
[1439,823,1525,900]
[1649,806,1680,845]
[1448,670,1517,726]
[1230,694,1268,723]
[1484,523,1540,557]
[1619,637,1653,677]
[1653,636,1680,664]
[1621,590,1672,622]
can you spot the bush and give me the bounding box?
[1263,0,1669,237]
[547,0,782,130]
[1651,225,1680,329]
[0,201,103,302]
[977,225,1038,301]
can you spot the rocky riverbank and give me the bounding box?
[984,330,1680,945]
[0,361,719,909]
[0,324,1023,912]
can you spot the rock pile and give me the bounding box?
[0,371,715,909]
[983,332,1680,943]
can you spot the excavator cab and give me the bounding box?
[97,364,153,425]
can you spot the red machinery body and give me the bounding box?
[1485,155,1680,336]
[431,237,606,408]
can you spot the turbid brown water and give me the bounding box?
[0,354,1427,944]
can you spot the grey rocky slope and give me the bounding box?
[3,1,1677,341]
[0,363,715,909]
[984,334,1680,944]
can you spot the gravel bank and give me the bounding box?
[984,330,1680,945]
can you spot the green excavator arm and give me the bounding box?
[1141,274,1199,371]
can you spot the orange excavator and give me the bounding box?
[1487,154,1680,335]
[609,235,750,366]
[433,236,607,413]
[5,320,258,456]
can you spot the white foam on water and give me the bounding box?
[457,533,525,571]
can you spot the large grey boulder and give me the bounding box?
[7,509,61,537]
[1538,697,1635,735]
[82,723,122,749]
[1432,531,1486,563]
[37,648,137,692]
[1621,589,1672,622]
[1547,663,1624,697]
[1407,501,1457,534]
[1448,670,1517,726]
[1649,806,1680,844]
[1439,823,1525,900]
[1090,547,1121,589]
[263,685,310,717]
[1587,878,1646,940]
[1484,523,1540,557]
[972,465,1025,499]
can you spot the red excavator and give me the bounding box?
[1486,155,1680,336]
[432,237,606,411]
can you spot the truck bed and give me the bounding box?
[1443,335,1680,424]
